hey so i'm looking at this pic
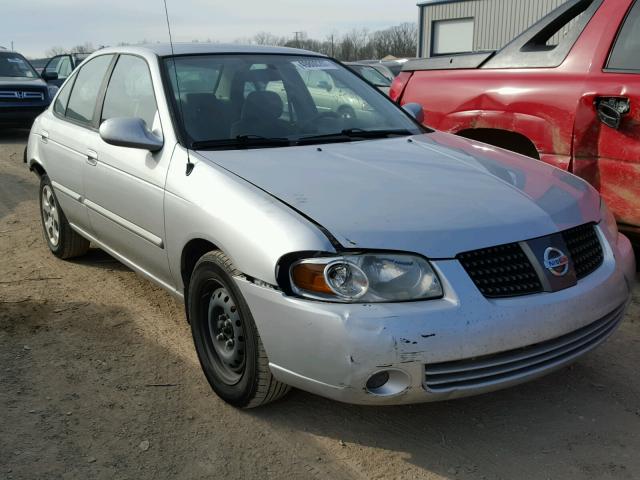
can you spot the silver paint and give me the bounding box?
[27,44,636,405]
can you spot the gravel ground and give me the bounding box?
[1,128,639,480]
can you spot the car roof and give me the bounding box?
[94,43,326,58]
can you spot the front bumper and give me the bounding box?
[237,230,635,405]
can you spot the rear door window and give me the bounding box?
[607,1,640,72]
[66,55,113,125]
[53,75,74,116]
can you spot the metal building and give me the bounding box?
[417,0,569,57]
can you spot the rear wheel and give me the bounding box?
[187,251,290,408]
[39,174,90,259]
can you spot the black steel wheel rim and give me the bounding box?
[200,280,246,385]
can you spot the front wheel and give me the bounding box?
[187,251,290,408]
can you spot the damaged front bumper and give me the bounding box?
[236,232,635,405]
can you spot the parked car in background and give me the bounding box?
[26,44,634,409]
[278,63,381,120]
[345,62,392,95]
[0,50,53,127]
[362,58,413,77]
[42,53,90,87]
[354,60,396,82]
[392,0,640,240]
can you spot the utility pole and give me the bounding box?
[11,41,14,51]
[294,31,304,48]
[330,34,335,57]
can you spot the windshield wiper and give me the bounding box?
[296,128,413,145]
[191,135,292,150]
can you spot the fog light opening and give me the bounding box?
[365,369,410,396]
[366,371,390,391]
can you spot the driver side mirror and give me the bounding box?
[402,103,425,124]
[42,71,58,82]
[99,117,163,152]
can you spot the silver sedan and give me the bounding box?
[27,44,636,408]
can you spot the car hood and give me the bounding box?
[195,132,600,258]
[0,76,47,87]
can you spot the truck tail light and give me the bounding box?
[390,72,413,103]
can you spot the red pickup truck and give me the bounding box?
[392,0,640,238]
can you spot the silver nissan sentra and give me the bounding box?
[27,44,636,408]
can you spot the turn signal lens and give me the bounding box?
[291,263,333,295]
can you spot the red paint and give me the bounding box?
[393,0,640,231]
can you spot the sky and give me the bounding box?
[2,0,419,58]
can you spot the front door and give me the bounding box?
[83,54,173,286]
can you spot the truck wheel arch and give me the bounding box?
[456,128,540,160]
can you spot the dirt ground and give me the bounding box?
[1,128,639,480]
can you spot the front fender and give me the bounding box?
[164,147,336,290]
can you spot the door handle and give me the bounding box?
[41,131,49,143]
[86,149,98,166]
[596,97,630,130]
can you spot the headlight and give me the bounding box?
[600,199,618,246]
[47,85,59,101]
[289,253,443,303]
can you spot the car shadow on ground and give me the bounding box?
[0,172,35,221]
[0,128,29,145]
[69,248,133,273]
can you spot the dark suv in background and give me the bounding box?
[0,51,52,127]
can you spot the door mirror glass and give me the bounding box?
[403,102,424,123]
[99,117,163,151]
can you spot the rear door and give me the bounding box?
[585,0,640,229]
[41,54,114,231]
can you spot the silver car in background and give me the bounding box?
[27,44,635,408]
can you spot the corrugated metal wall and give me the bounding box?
[420,0,568,57]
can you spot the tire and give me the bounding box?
[187,251,290,408]
[39,174,90,259]
[338,105,357,120]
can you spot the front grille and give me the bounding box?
[458,223,604,298]
[457,243,543,298]
[562,223,603,279]
[424,304,625,392]
[0,89,45,102]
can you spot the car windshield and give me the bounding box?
[164,54,422,149]
[0,52,38,78]
[350,65,391,87]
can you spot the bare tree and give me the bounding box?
[252,32,286,46]
[69,42,95,54]
[45,46,66,57]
